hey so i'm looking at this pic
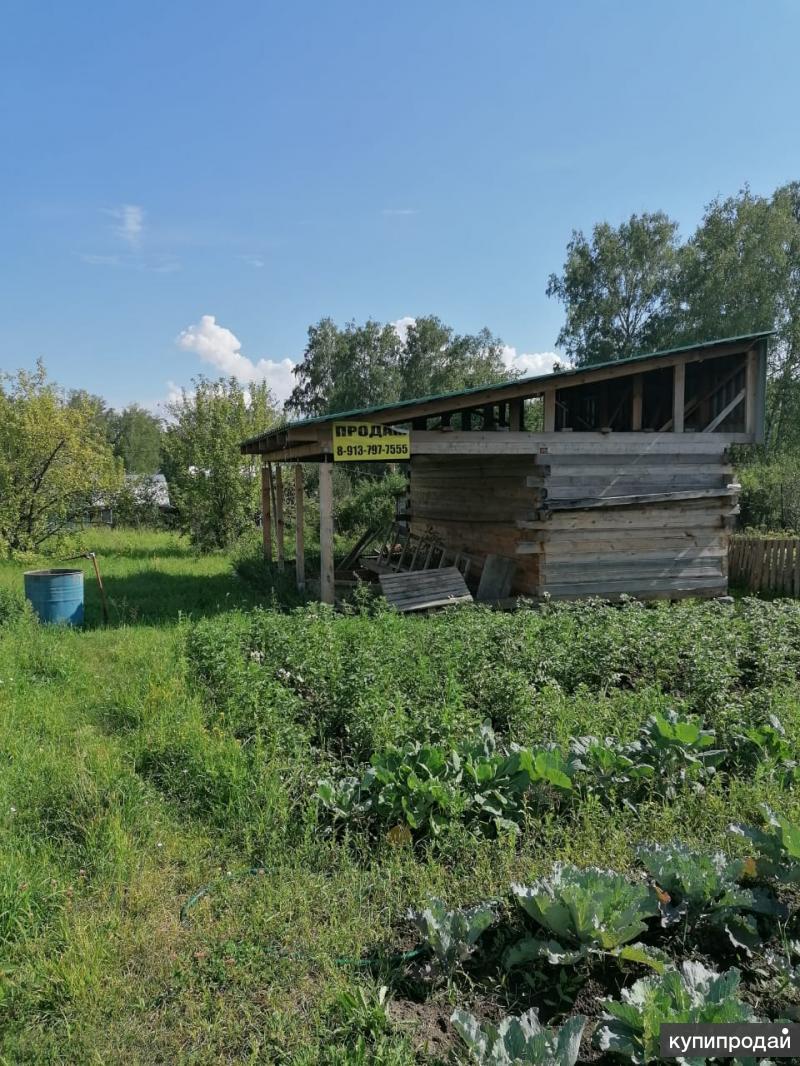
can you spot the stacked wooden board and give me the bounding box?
[409,455,543,592]
[409,437,738,601]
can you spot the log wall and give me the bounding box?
[409,438,738,600]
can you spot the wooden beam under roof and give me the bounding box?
[241,338,763,456]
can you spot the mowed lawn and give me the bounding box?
[2,529,800,1065]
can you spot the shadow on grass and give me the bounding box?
[95,543,199,562]
[82,570,268,628]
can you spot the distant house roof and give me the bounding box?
[124,473,171,508]
[241,330,773,455]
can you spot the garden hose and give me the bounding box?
[179,865,426,968]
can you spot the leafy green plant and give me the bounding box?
[459,724,574,833]
[729,716,800,787]
[332,983,392,1041]
[315,775,374,824]
[505,865,662,970]
[451,1007,586,1066]
[316,725,574,841]
[408,898,494,973]
[595,962,758,1065]
[570,735,654,804]
[637,843,783,953]
[730,806,800,882]
[637,712,725,799]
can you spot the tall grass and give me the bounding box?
[1,530,799,1063]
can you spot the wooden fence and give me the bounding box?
[729,535,800,596]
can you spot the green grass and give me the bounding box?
[1,529,799,1064]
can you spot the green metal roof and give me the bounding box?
[241,329,773,448]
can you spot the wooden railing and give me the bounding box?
[729,535,800,596]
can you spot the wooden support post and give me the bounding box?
[631,374,643,431]
[483,404,495,430]
[672,362,686,433]
[294,464,305,593]
[275,464,285,570]
[461,409,472,431]
[260,464,272,561]
[319,460,335,604]
[744,348,759,435]
[509,398,524,432]
[543,390,556,432]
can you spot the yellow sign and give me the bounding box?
[332,421,411,462]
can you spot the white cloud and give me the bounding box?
[391,316,416,343]
[382,208,418,216]
[176,314,296,404]
[239,254,265,269]
[501,346,560,377]
[104,204,145,247]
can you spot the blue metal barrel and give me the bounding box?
[23,568,84,626]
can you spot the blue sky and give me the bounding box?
[2,0,799,411]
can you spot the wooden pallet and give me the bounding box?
[379,567,473,612]
[370,522,477,580]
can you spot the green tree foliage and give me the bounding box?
[287,315,510,417]
[675,183,800,451]
[108,405,163,473]
[546,212,681,366]
[162,377,279,550]
[67,392,164,473]
[398,316,509,399]
[287,317,401,417]
[0,362,122,552]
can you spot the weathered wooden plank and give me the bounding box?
[631,374,643,431]
[533,464,732,479]
[673,362,686,433]
[275,464,285,571]
[260,464,272,562]
[295,464,305,592]
[532,542,727,562]
[545,486,740,511]
[540,560,726,580]
[409,431,739,456]
[379,566,473,612]
[476,555,517,601]
[543,475,729,497]
[703,389,745,433]
[539,451,729,466]
[518,507,730,531]
[541,575,728,596]
[319,461,335,605]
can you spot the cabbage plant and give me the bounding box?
[451,1006,586,1066]
[730,806,800,882]
[504,864,662,970]
[408,897,494,973]
[595,961,760,1065]
[638,843,783,952]
[570,735,654,800]
[730,715,800,787]
[638,712,726,799]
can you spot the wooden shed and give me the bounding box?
[241,331,770,605]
